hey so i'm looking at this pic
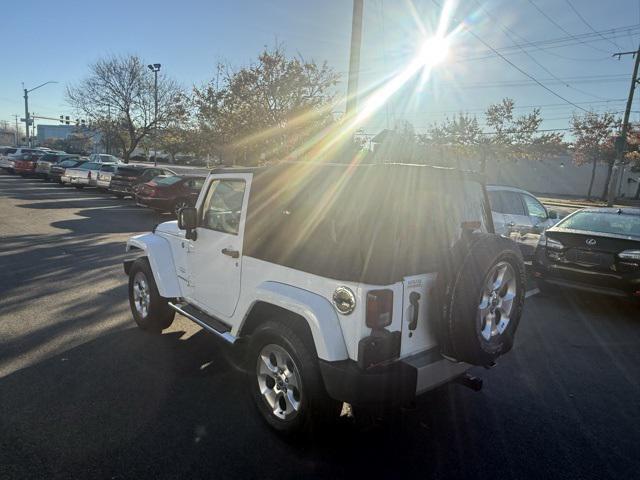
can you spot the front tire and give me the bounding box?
[128,258,175,332]
[247,320,340,436]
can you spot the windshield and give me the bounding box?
[558,210,640,238]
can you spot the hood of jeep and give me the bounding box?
[155,220,182,237]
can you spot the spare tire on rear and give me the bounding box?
[438,233,526,366]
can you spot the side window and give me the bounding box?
[488,191,505,213]
[501,191,526,216]
[201,179,247,235]
[523,194,547,219]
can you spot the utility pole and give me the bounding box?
[608,45,640,205]
[21,80,58,148]
[23,87,30,147]
[345,0,364,118]
[106,103,111,155]
[148,64,161,166]
[13,114,19,146]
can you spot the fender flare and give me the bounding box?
[126,234,182,298]
[244,281,349,362]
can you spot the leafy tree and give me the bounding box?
[570,112,619,200]
[193,45,339,165]
[67,55,186,162]
[158,125,197,163]
[485,98,564,160]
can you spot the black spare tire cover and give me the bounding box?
[437,233,526,366]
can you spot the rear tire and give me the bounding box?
[74,185,84,189]
[247,320,341,436]
[115,193,125,199]
[128,258,175,332]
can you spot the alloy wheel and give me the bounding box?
[256,344,302,421]
[477,261,517,341]
[132,271,151,319]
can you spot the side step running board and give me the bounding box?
[168,302,237,344]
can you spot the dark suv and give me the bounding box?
[109,165,176,198]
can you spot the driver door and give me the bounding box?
[186,174,251,319]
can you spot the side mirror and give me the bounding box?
[178,206,198,230]
[548,210,558,220]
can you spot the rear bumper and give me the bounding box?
[319,349,470,406]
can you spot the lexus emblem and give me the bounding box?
[586,238,597,246]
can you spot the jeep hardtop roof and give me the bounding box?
[221,162,492,284]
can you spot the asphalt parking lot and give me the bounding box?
[1,172,639,480]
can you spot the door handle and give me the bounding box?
[221,248,239,258]
[507,221,516,227]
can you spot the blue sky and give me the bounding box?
[1,0,639,139]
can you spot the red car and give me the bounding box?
[135,175,206,215]
[14,153,44,176]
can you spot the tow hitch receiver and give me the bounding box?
[455,372,483,392]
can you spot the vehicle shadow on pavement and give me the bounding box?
[1,294,639,480]
[48,206,161,234]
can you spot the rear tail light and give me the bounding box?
[366,289,393,329]
[618,250,640,261]
[87,171,92,179]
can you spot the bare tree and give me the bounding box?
[570,112,619,200]
[67,55,186,162]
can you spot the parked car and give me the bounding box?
[14,152,46,176]
[50,158,88,184]
[62,161,116,188]
[124,162,527,435]
[0,147,44,173]
[487,185,558,260]
[135,175,205,214]
[109,165,176,198]
[88,153,122,164]
[96,164,120,190]
[534,207,640,299]
[35,153,79,180]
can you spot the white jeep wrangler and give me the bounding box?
[124,162,526,434]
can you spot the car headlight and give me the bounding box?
[543,235,564,250]
[619,250,640,261]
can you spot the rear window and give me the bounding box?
[155,175,183,185]
[245,164,490,284]
[2,148,17,155]
[79,162,100,170]
[558,211,640,238]
[117,167,143,177]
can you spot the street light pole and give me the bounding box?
[148,63,161,166]
[21,80,58,147]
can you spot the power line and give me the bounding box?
[431,0,593,111]
[564,0,624,50]
[472,0,609,100]
[527,0,611,54]
[456,25,640,63]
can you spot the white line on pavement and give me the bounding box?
[526,288,540,298]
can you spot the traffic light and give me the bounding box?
[65,116,70,125]
[59,115,64,124]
